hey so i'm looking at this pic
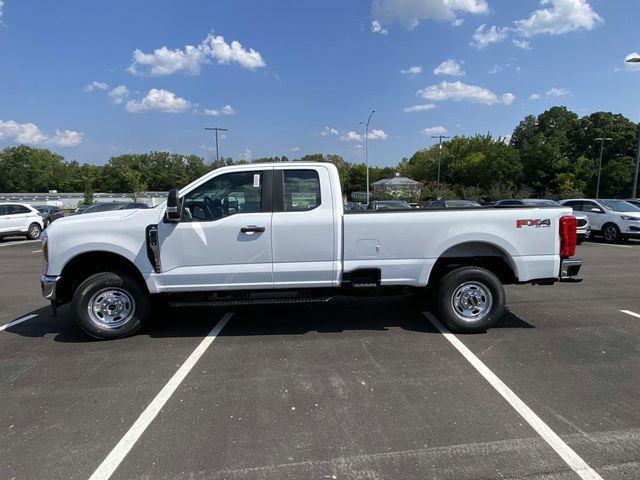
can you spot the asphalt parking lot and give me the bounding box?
[1,236,640,480]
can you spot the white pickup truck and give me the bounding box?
[41,162,581,339]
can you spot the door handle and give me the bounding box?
[240,225,265,233]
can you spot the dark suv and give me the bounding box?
[33,205,64,227]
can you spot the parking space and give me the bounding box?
[1,239,640,479]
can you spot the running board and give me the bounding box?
[169,296,333,308]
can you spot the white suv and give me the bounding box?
[560,198,640,243]
[0,203,44,240]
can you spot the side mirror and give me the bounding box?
[590,207,603,213]
[165,188,182,222]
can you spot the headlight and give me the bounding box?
[620,215,640,221]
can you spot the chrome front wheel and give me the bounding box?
[87,288,136,329]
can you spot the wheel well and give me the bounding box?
[429,242,517,285]
[57,251,147,304]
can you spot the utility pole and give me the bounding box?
[595,137,612,198]
[205,127,229,164]
[359,110,375,205]
[626,53,640,197]
[431,135,450,192]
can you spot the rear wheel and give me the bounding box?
[435,266,505,333]
[602,223,620,243]
[26,223,41,240]
[71,271,150,339]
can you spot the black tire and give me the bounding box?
[602,223,620,243]
[26,222,41,240]
[71,271,150,339]
[435,266,505,333]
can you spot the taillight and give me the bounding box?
[559,215,577,259]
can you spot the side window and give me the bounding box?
[182,171,262,222]
[563,201,581,211]
[0,206,6,215]
[7,205,30,214]
[283,170,321,211]
[582,201,597,212]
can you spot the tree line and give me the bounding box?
[0,106,638,201]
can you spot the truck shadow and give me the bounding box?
[3,296,533,343]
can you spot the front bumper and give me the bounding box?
[41,275,61,301]
[560,258,582,281]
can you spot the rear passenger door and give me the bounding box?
[0,205,10,234]
[272,166,337,288]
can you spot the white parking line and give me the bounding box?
[32,250,42,253]
[423,312,603,480]
[0,240,40,248]
[88,312,233,480]
[620,310,640,319]
[0,314,39,331]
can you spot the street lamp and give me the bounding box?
[205,127,229,165]
[595,137,612,198]
[359,110,375,205]
[626,53,640,198]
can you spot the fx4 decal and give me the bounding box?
[516,218,551,228]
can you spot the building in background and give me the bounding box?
[371,174,422,203]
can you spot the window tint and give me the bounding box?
[7,204,30,214]
[283,170,321,211]
[563,201,583,211]
[0,206,6,215]
[183,171,262,221]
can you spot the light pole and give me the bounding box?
[359,110,375,205]
[626,53,640,198]
[205,127,229,164]
[595,137,612,198]
[430,134,450,193]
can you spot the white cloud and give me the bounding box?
[320,126,340,136]
[340,129,388,142]
[371,20,388,35]
[516,0,603,37]
[240,148,253,162]
[546,87,571,96]
[400,65,422,76]
[128,32,266,76]
[418,80,499,105]
[433,59,465,76]
[84,81,109,92]
[108,85,130,105]
[287,146,301,152]
[489,64,503,75]
[0,1,4,20]
[367,129,388,140]
[501,93,516,105]
[372,0,488,29]
[471,24,510,48]
[403,103,436,113]
[513,39,532,49]
[529,93,541,100]
[125,89,191,113]
[0,119,83,147]
[204,104,236,116]
[341,131,362,142]
[422,126,448,136]
[50,130,84,147]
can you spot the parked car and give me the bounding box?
[625,198,640,209]
[560,198,640,243]
[424,199,481,209]
[369,200,412,210]
[0,202,44,240]
[495,199,590,243]
[33,205,64,227]
[41,162,581,339]
[76,202,150,214]
[344,202,367,211]
[73,204,93,215]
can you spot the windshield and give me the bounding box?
[601,200,640,213]
[522,199,561,207]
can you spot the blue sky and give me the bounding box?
[0,0,638,167]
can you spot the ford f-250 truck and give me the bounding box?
[40,162,581,339]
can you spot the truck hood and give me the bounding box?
[51,208,162,230]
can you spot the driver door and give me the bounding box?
[158,168,274,291]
